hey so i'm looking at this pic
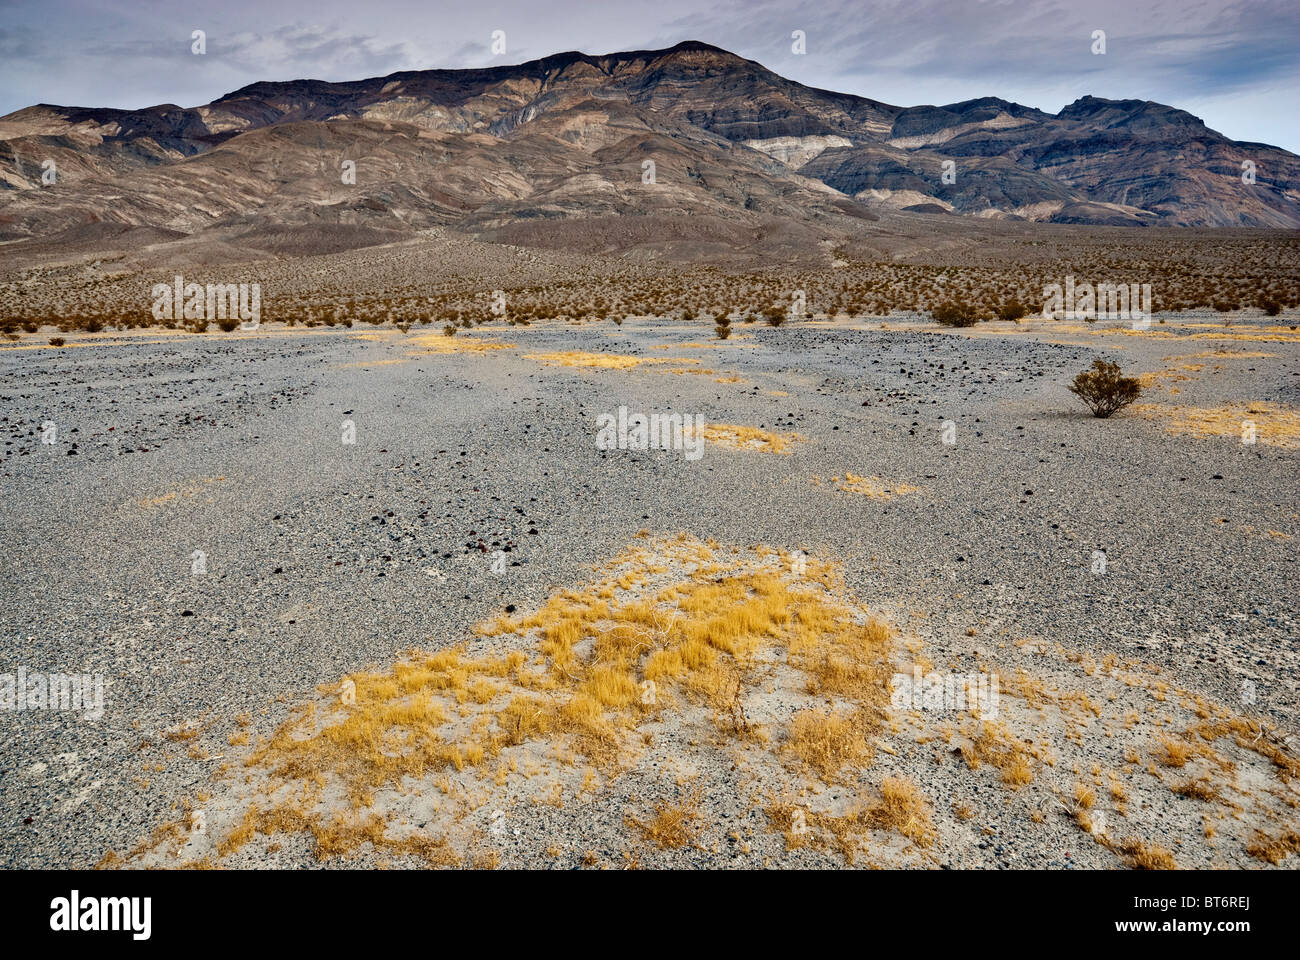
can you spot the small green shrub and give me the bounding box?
[1068,360,1142,418]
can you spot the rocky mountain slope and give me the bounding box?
[1,40,1297,259]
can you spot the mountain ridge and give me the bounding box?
[1,39,1297,258]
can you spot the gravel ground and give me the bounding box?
[1,314,1296,869]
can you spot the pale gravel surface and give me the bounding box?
[1,314,1296,868]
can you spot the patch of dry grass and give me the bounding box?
[1113,837,1178,870]
[959,719,1035,788]
[1246,829,1300,865]
[787,709,871,778]
[764,775,935,863]
[523,350,693,370]
[154,535,893,866]
[626,788,703,849]
[688,423,801,454]
[394,332,515,354]
[1133,401,1300,448]
[832,474,921,500]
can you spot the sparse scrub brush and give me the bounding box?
[442,323,457,337]
[1068,359,1142,418]
[932,300,977,327]
[997,299,1027,322]
[49,337,65,346]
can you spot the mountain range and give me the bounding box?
[2,40,1297,262]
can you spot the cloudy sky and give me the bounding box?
[2,0,1297,152]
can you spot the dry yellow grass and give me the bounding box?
[1245,829,1300,865]
[1171,777,1219,802]
[1133,401,1300,448]
[960,719,1036,788]
[179,535,894,865]
[626,789,703,849]
[765,775,935,862]
[869,777,936,848]
[832,474,921,500]
[402,333,515,354]
[1121,325,1300,344]
[788,709,871,778]
[1175,350,1278,360]
[687,423,801,454]
[1114,837,1178,870]
[523,350,694,370]
[1154,735,1194,768]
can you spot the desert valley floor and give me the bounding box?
[1,303,1298,869]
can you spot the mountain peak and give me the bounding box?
[1,42,1296,232]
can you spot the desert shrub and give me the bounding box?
[191,319,209,333]
[1068,360,1142,418]
[49,337,65,346]
[85,318,103,333]
[442,323,457,337]
[1259,299,1282,317]
[21,322,38,333]
[765,306,785,326]
[217,318,239,332]
[997,299,1027,322]
[932,300,978,327]
[716,323,731,340]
